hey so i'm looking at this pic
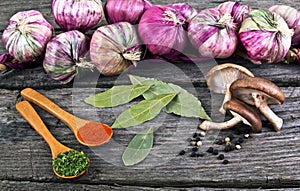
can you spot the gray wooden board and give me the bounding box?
[1,0,300,190]
[1,87,300,189]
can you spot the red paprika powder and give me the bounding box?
[77,122,112,146]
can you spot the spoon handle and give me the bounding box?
[16,101,69,158]
[21,88,81,133]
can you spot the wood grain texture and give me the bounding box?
[1,87,300,189]
[1,0,300,190]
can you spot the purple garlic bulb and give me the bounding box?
[188,8,239,58]
[90,22,142,76]
[52,0,104,32]
[105,0,152,24]
[2,10,53,63]
[138,3,197,56]
[43,30,91,83]
[239,10,293,64]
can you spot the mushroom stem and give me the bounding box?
[220,86,231,114]
[252,93,283,131]
[199,116,241,130]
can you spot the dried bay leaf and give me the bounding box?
[84,84,152,108]
[122,126,154,166]
[112,93,177,128]
[129,75,211,120]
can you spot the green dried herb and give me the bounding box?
[122,126,154,166]
[84,84,152,108]
[129,75,211,120]
[112,93,177,128]
[52,150,89,177]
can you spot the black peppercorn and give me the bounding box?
[217,154,225,160]
[195,136,201,142]
[207,147,214,153]
[190,152,197,157]
[192,146,199,152]
[212,149,219,155]
[223,159,229,164]
[179,150,186,156]
[228,134,234,140]
[193,132,198,138]
[235,140,241,145]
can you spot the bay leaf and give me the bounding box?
[129,75,211,120]
[122,126,154,166]
[84,84,152,108]
[111,93,177,128]
[129,75,174,99]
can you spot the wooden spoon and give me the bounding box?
[16,101,89,179]
[21,88,113,146]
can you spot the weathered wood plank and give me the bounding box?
[3,180,296,191]
[0,87,299,188]
[1,60,300,90]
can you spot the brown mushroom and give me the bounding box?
[199,99,262,132]
[230,77,285,131]
[206,63,254,114]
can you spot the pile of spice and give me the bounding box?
[179,127,252,165]
[53,150,90,177]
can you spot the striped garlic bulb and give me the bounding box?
[2,10,53,63]
[43,30,91,83]
[239,10,293,64]
[52,0,104,32]
[269,5,300,46]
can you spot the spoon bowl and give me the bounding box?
[21,88,113,146]
[16,101,89,179]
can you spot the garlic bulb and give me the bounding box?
[269,5,300,46]
[105,0,152,24]
[90,22,142,76]
[138,3,196,56]
[2,10,53,63]
[52,0,104,32]
[43,30,91,83]
[239,10,293,64]
[188,8,238,58]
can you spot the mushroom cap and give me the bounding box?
[224,99,262,132]
[206,63,254,94]
[230,77,285,105]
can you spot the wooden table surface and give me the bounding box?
[1,0,300,190]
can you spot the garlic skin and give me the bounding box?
[105,0,152,24]
[43,30,91,83]
[52,0,103,32]
[2,10,53,63]
[239,10,293,64]
[90,22,141,76]
[269,5,300,46]
[188,8,238,58]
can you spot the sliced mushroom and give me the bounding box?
[230,77,285,131]
[206,63,254,114]
[199,99,262,132]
